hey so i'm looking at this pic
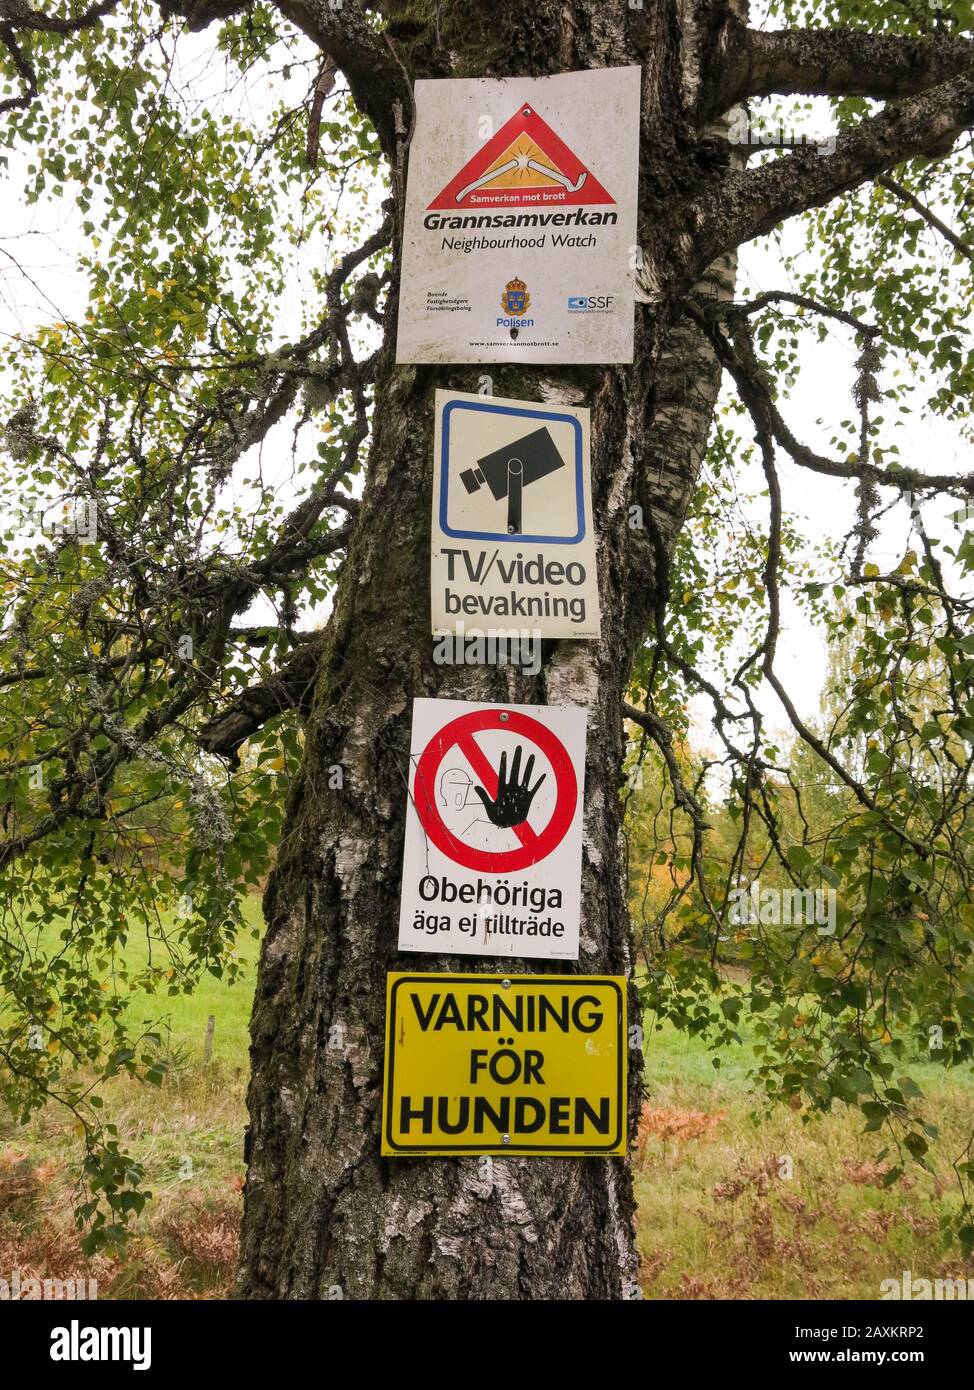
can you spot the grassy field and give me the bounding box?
[0,899,262,1298]
[2,899,973,1298]
[635,1020,974,1299]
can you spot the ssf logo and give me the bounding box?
[568,294,614,311]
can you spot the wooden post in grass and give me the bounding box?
[204,1014,215,1065]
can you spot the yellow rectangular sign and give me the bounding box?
[382,972,627,1156]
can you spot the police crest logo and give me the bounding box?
[500,276,530,317]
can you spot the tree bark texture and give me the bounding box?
[238,0,739,1299]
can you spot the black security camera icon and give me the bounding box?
[459,425,565,534]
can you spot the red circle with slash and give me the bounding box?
[413,708,578,873]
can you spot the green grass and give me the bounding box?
[0,896,261,1297]
[636,1015,974,1298]
[119,894,263,1068]
[5,893,263,1067]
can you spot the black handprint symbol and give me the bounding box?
[474,744,546,829]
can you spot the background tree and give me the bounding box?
[2,0,974,1296]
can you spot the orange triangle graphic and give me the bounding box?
[428,103,614,209]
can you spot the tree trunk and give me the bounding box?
[238,0,737,1299]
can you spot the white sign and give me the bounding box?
[396,66,641,364]
[398,698,587,960]
[431,389,600,641]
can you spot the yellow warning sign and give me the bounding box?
[381,972,626,1156]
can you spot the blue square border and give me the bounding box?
[439,399,585,545]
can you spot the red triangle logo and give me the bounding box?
[428,103,614,210]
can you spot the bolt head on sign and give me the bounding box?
[382,972,626,1156]
[398,697,587,960]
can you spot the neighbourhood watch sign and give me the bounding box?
[395,66,641,364]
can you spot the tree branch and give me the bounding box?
[877,173,974,263]
[715,22,974,114]
[0,0,122,33]
[155,0,250,32]
[197,633,324,760]
[275,0,411,152]
[747,422,931,860]
[704,69,974,260]
[0,21,35,114]
[688,301,974,501]
[622,702,708,827]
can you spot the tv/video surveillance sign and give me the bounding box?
[395,66,641,364]
[431,390,600,641]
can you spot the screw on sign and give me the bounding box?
[413,707,577,873]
